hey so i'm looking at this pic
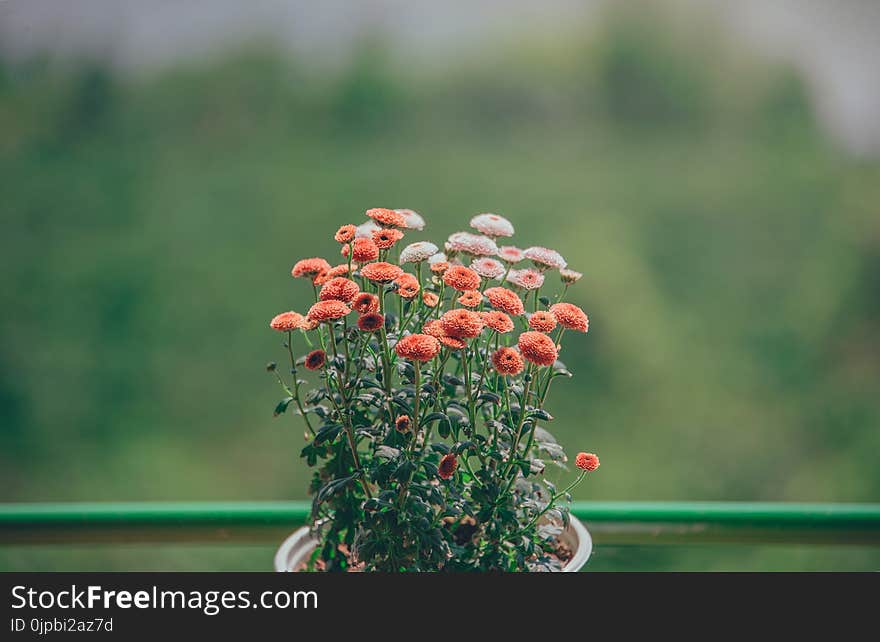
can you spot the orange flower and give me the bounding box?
[422,319,445,338]
[300,318,319,331]
[518,331,558,367]
[440,308,484,339]
[357,312,384,332]
[307,300,351,322]
[430,261,450,274]
[334,225,356,244]
[319,277,359,303]
[395,415,412,433]
[422,291,439,308]
[351,292,379,315]
[439,336,467,350]
[528,311,557,332]
[395,273,420,299]
[438,453,458,480]
[491,347,524,375]
[292,258,331,279]
[315,263,355,285]
[480,310,514,333]
[372,228,404,250]
[366,208,406,227]
[575,452,600,472]
[484,287,524,316]
[550,302,589,333]
[352,237,380,263]
[361,261,404,283]
[270,311,303,332]
[395,334,441,362]
[304,349,326,371]
[443,265,481,291]
[457,290,482,308]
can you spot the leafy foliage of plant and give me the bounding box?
[268,210,598,571]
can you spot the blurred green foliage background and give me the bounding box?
[2,8,879,570]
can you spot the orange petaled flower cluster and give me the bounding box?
[491,347,524,375]
[518,331,558,367]
[395,273,420,299]
[440,309,484,339]
[351,292,379,315]
[319,277,359,303]
[335,225,356,244]
[422,319,445,338]
[366,208,406,228]
[457,290,482,308]
[361,262,404,283]
[480,310,514,333]
[352,237,380,263]
[307,300,351,322]
[357,312,384,332]
[422,291,439,307]
[395,333,441,362]
[443,266,481,291]
[484,287,524,316]
[304,349,326,371]
[438,453,458,480]
[372,228,404,250]
[550,302,589,333]
[270,311,303,332]
[314,263,354,285]
[528,311,557,332]
[395,415,412,433]
[575,452,600,472]
[292,258,331,279]
[430,261,450,274]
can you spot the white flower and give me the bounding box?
[470,257,506,279]
[427,252,448,265]
[523,246,567,270]
[559,268,583,284]
[399,241,439,264]
[395,209,426,231]
[507,268,545,290]
[355,220,381,239]
[470,213,514,237]
[498,246,525,263]
[445,232,499,256]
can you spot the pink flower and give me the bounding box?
[524,246,567,270]
[445,232,499,256]
[470,257,506,279]
[470,213,514,237]
[507,268,545,290]
[498,246,525,264]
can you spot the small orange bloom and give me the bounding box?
[270,311,303,332]
[443,265,481,291]
[430,261,450,274]
[300,318,319,331]
[307,300,351,322]
[372,228,404,250]
[314,263,354,285]
[439,335,467,350]
[304,349,326,371]
[334,225,356,244]
[357,312,384,332]
[518,331,558,367]
[480,310,514,333]
[394,273,420,299]
[528,311,557,332]
[440,308,484,339]
[550,302,589,333]
[351,292,379,315]
[422,291,439,308]
[395,334,441,362]
[319,277,359,303]
[395,415,412,433]
[352,237,380,263]
[361,261,404,283]
[365,208,406,228]
[575,452,600,472]
[484,287,525,316]
[423,319,445,338]
[292,258,331,279]
[438,453,458,480]
[457,290,483,308]
[491,347,524,375]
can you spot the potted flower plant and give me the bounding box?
[267,208,599,572]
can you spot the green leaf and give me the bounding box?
[273,397,294,417]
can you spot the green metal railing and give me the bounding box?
[1,501,878,546]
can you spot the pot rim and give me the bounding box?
[274,515,592,572]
